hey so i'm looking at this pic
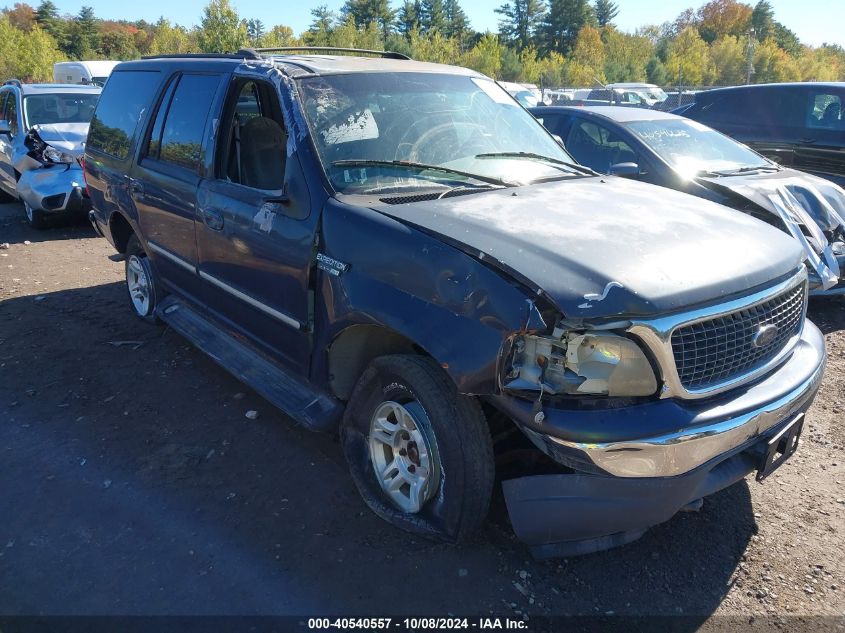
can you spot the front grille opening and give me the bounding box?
[671,283,806,391]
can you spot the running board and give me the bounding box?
[156,296,342,432]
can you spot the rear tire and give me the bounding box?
[341,355,494,543]
[24,201,48,230]
[124,235,162,323]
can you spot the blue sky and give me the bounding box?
[47,0,844,47]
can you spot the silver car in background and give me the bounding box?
[0,80,100,229]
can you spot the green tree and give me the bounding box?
[247,18,265,44]
[664,25,712,85]
[773,22,801,56]
[150,18,193,54]
[645,56,668,84]
[421,0,446,34]
[602,27,652,82]
[98,30,138,59]
[539,0,595,56]
[34,0,62,42]
[753,37,800,81]
[594,0,618,27]
[496,0,546,50]
[709,34,746,84]
[408,28,459,63]
[257,25,297,48]
[461,32,504,77]
[396,0,422,36]
[341,0,395,40]
[565,24,604,84]
[0,16,63,81]
[304,5,335,46]
[750,0,774,40]
[197,0,248,53]
[443,0,470,46]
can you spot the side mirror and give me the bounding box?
[0,120,10,136]
[609,162,641,178]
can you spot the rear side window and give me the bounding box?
[88,70,160,160]
[156,74,221,171]
[808,91,843,130]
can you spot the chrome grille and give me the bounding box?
[671,282,806,391]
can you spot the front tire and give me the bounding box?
[124,235,161,322]
[341,355,494,543]
[24,201,48,230]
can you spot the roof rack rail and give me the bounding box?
[243,46,411,61]
[141,51,263,61]
[3,79,22,88]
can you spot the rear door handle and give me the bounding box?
[201,207,224,231]
[800,137,817,144]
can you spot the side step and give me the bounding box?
[157,296,342,432]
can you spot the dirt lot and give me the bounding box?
[1,200,844,624]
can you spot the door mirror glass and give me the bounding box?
[0,120,10,135]
[610,162,640,178]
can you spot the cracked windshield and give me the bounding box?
[297,72,580,195]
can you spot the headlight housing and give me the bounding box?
[42,146,76,164]
[503,330,658,397]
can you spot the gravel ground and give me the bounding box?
[0,200,843,625]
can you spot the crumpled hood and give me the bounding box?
[372,177,805,319]
[30,123,89,155]
[695,168,845,236]
[695,168,845,289]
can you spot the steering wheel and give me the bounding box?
[396,119,493,164]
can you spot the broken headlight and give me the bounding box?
[504,331,658,397]
[42,146,76,164]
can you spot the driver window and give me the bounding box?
[6,94,18,135]
[219,80,287,190]
[566,120,636,173]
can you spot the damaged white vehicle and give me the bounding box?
[0,80,100,229]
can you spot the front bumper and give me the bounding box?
[16,164,90,214]
[497,321,826,556]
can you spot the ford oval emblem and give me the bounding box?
[752,324,779,348]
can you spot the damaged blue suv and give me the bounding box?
[85,48,826,557]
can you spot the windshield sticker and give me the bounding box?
[321,108,379,145]
[471,78,516,105]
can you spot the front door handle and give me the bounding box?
[201,207,224,231]
[800,137,817,144]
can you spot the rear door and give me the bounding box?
[131,71,224,300]
[195,75,316,373]
[795,86,845,184]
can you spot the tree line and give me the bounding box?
[1,0,844,87]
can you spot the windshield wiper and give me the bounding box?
[708,164,782,176]
[474,152,596,175]
[330,159,511,187]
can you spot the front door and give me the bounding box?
[195,76,317,374]
[131,71,224,301]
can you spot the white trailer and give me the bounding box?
[53,61,120,87]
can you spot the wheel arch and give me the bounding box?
[327,324,430,401]
[109,211,135,253]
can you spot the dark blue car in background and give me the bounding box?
[530,105,845,297]
[84,49,825,557]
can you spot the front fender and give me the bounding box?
[314,199,545,395]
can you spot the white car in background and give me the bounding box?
[53,61,119,87]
